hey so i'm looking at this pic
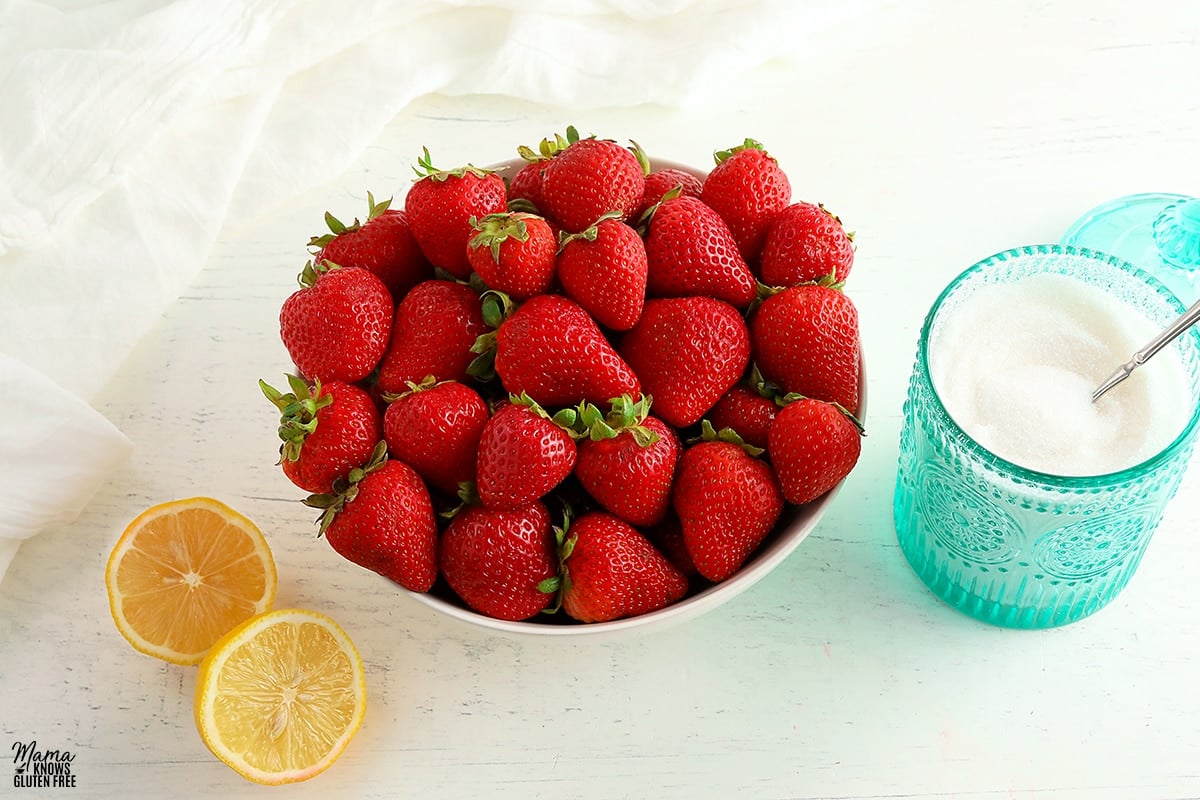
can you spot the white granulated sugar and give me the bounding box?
[930,272,1189,476]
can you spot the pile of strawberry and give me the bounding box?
[262,128,863,625]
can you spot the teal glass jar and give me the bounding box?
[893,245,1200,628]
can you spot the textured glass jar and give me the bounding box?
[893,245,1200,628]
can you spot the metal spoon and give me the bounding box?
[1092,296,1200,402]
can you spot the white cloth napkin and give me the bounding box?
[0,0,878,583]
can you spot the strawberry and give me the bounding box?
[439,500,557,621]
[466,211,557,300]
[672,429,785,582]
[539,127,645,232]
[489,293,641,408]
[260,375,382,494]
[309,193,432,299]
[707,383,778,451]
[700,138,791,263]
[644,515,698,579]
[552,511,688,623]
[574,395,680,527]
[507,129,576,213]
[642,194,757,308]
[751,282,861,415]
[618,296,750,429]
[507,160,547,212]
[382,378,489,496]
[306,443,438,592]
[768,397,863,505]
[556,213,648,331]
[635,167,704,219]
[475,396,579,511]
[759,202,855,286]
[279,261,393,384]
[375,279,486,394]
[404,148,507,278]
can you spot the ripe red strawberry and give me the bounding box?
[700,138,792,263]
[491,294,641,408]
[309,193,432,299]
[642,194,757,308]
[760,202,855,286]
[307,444,438,592]
[375,279,486,394]
[574,395,680,527]
[707,384,778,451]
[769,397,863,505]
[507,160,547,211]
[382,378,489,495]
[557,213,648,331]
[554,511,688,623]
[279,262,393,384]
[672,435,785,582]
[644,515,698,579]
[540,128,645,232]
[439,500,557,621]
[404,149,507,278]
[751,283,861,415]
[260,375,381,494]
[475,397,578,511]
[635,166,704,219]
[619,296,750,429]
[466,212,557,300]
[507,130,574,212]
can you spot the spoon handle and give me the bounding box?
[1093,296,1200,402]
[1137,296,1200,364]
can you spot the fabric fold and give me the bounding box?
[0,353,134,583]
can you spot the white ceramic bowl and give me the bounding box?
[401,157,868,637]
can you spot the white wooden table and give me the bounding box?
[4,3,1199,798]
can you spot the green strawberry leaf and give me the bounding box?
[412,146,493,182]
[634,184,682,235]
[469,212,532,263]
[260,375,333,462]
[479,290,515,329]
[698,419,765,457]
[308,193,392,250]
[629,139,651,176]
[506,197,541,215]
[466,341,497,382]
[439,481,481,520]
[713,137,766,164]
[366,191,392,220]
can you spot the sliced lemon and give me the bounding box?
[194,608,367,785]
[105,496,277,665]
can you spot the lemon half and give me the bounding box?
[193,608,367,785]
[105,497,277,665]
